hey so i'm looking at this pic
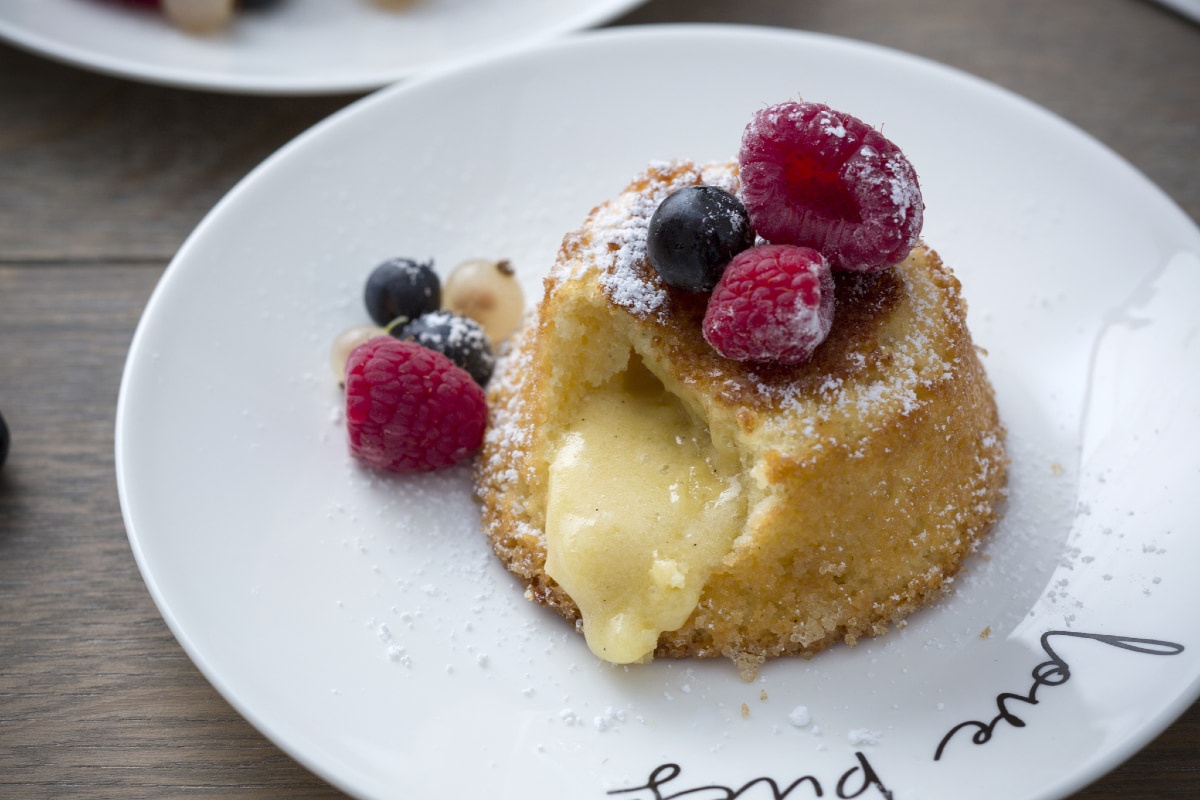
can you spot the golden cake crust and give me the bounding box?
[475,160,1007,674]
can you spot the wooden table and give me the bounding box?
[1,0,1197,797]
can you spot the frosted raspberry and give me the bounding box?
[702,245,834,364]
[739,101,923,272]
[344,337,487,472]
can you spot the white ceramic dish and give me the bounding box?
[115,24,1200,800]
[0,0,645,94]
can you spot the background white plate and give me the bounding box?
[115,24,1200,800]
[0,0,644,94]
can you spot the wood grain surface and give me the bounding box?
[1,0,1197,797]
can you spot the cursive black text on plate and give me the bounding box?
[934,630,1185,761]
[608,751,893,800]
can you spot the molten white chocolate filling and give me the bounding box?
[544,355,744,663]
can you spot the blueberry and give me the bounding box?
[646,185,755,292]
[395,310,495,387]
[0,410,8,471]
[364,257,440,327]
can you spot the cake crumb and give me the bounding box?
[734,652,765,682]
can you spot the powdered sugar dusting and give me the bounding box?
[739,251,1007,516]
[565,160,739,320]
[476,311,539,541]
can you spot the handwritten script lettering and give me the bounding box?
[608,751,893,800]
[934,630,1184,761]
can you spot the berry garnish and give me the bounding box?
[344,338,487,473]
[442,258,525,345]
[364,257,440,327]
[738,101,923,273]
[702,244,835,364]
[330,323,385,384]
[393,310,495,387]
[647,185,756,292]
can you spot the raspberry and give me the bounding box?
[344,338,487,472]
[738,101,923,273]
[702,244,835,364]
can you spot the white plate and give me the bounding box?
[115,24,1200,800]
[0,0,645,94]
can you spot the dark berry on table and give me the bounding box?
[739,100,923,272]
[394,310,495,387]
[702,244,835,364]
[646,185,756,292]
[344,338,487,473]
[364,257,440,327]
[0,410,8,471]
